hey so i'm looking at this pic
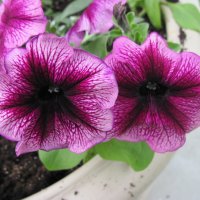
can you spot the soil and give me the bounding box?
[0,137,80,200]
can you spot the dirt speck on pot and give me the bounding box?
[179,28,186,46]
[103,183,108,188]
[74,191,79,195]
[130,182,136,187]
[128,191,135,198]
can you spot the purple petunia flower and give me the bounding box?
[0,41,8,71]
[0,33,118,155]
[0,0,47,48]
[66,0,126,47]
[105,33,200,152]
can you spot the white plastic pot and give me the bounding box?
[24,154,173,200]
[24,0,200,199]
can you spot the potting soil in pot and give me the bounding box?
[0,137,79,200]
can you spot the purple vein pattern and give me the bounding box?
[0,33,118,155]
[105,32,200,152]
[0,0,47,48]
[0,0,47,69]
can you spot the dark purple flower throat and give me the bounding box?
[139,81,168,97]
[37,85,64,103]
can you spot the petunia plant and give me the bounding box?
[1,0,200,172]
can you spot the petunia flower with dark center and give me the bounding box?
[0,33,118,155]
[105,33,200,152]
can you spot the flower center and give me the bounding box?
[37,86,64,102]
[139,81,168,97]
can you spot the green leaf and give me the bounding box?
[126,12,135,27]
[124,12,149,44]
[55,0,93,22]
[83,148,96,163]
[144,0,162,29]
[109,28,123,38]
[127,0,144,11]
[95,139,154,171]
[130,22,149,44]
[168,41,181,52]
[39,149,87,171]
[127,0,138,10]
[82,35,109,58]
[168,3,200,32]
[42,0,52,7]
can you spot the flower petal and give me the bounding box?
[106,32,200,152]
[0,73,36,141]
[108,96,141,137]
[66,0,126,46]
[66,49,118,108]
[142,32,180,82]
[167,52,200,88]
[116,101,186,152]
[105,36,148,85]
[15,111,108,155]
[5,33,74,79]
[166,52,200,131]
[0,0,47,48]
[1,34,118,155]
[0,43,10,72]
[0,76,111,155]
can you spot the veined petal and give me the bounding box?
[26,34,74,78]
[0,0,47,48]
[4,48,27,75]
[108,96,141,137]
[1,33,118,155]
[66,0,126,46]
[167,52,200,88]
[0,43,10,72]
[0,73,36,141]
[5,34,74,80]
[116,101,186,152]
[58,49,118,132]
[15,111,108,155]
[105,36,148,85]
[65,49,118,109]
[142,32,180,82]
[0,77,110,155]
[166,52,200,132]
[106,32,200,152]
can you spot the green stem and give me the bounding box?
[138,9,146,17]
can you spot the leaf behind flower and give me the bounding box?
[95,139,154,171]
